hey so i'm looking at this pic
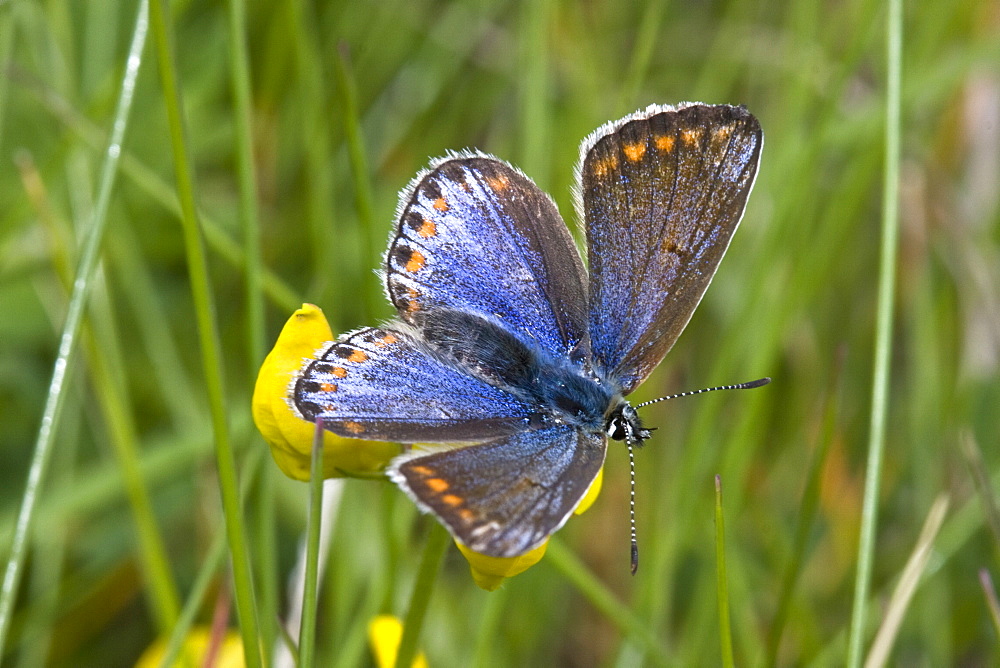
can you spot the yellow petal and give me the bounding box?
[574,467,603,515]
[134,627,244,668]
[252,304,400,480]
[368,614,429,668]
[456,540,549,591]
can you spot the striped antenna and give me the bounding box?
[627,377,770,573]
[636,377,771,409]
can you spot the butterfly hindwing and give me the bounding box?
[389,426,606,557]
[293,326,537,443]
[580,104,762,393]
[386,154,590,361]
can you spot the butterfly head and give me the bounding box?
[605,400,653,445]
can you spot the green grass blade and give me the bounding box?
[108,225,203,428]
[147,0,262,663]
[14,395,82,668]
[33,193,182,634]
[767,361,843,664]
[980,571,1000,642]
[617,1,668,113]
[156,531,228,668]
[281,0,336,310]
[864,496,949,668]
[546,539,671,666]
[82,303,181,631]
[0,12,15,148]
[960,431,1000,554]
[223,0,276,655]
[518,0,551,181]
[472,585,510,668]
[298,424,325,667]
[333,45,378,319]
[17,75,301,314]
[846,0,903,663]
[715,475,735,668]
[394,522,450,668]
[0,0,149,653]
[225,0,265,370]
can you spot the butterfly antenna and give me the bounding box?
[628,439,639,575]
[626,378,769,573]
[635,377,771,409]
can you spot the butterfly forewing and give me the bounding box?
[293,327,536,443]
[581,104,762,393]
[386,155,590,361]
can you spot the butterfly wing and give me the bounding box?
[389,426,606,557]
[293,326,537,443]
[386,154,589,361]
[580,104,762,393]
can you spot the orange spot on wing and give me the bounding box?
[418,219,437,238]
[405,250,426,273]
[713,126,733,142]
[405,287,421,313]
[348,350,368,363]
[485,175,510,192]
[433,197,449,212]
[425,478,449,493]
[441,494,464,507]
[409,465,434,476]
[655,135,675,152]
[332,366,347,378]
[590,155,619,178]
[343,421,365,435]
[623,142,646,162]
[372,333,397,348]
[457,508,475,522]
[681,128,701,147]
[320,382,337,393]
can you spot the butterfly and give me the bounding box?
[292,103,763,566]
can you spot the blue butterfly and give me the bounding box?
[293,103,763,564]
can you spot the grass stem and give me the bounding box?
[715,475,735,668]
[147,0,262,662]
[846,0,903,663]
[0,1,149,653]
[394,522,450,668]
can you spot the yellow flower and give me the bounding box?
[252,304,401,480]
[574,467,603,515]
[256,305,606,588]
[134,627,243,667]
[368,614,429,668]
[457,540,548,591]
[457,468,603,591]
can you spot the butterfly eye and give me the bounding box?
[606,417,627,441]
[606,411,632,441]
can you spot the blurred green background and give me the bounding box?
[1,0,999,665]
